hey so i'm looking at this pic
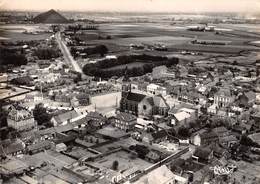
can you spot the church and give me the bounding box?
[120,82,169,119]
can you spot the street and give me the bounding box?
[55,32,83,74]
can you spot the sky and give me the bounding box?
[1,0,260,13]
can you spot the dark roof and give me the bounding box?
[27,141,52,151]
[52,110,79,124]
[244,91,256,101]
[215,88,232,97]
[76,93,89,100]
[212,126,228,134]
[33,9,69,24]
[200,131,218,140]
[146,97,154,106]
[116,112,137,122]
[124,92,146,103]
[86,111,104,119]
[2,141,25,155]
[151,130,167,140]
[193,147,212,159]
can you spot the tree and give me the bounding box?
[178,126,190,138]
[112,160,119,170]
[33,103,52,127]
[96,45,108,57]
[240,135,260,147]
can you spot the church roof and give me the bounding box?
[125,92,146,103]
[153,95,168,108]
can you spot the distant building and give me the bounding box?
[0,139,25,157]
[147,83,167,96]
[111,112,137,131]
[192,131,218,146]
[120,82,169,119]
[152,65,175,79]
[132,165,188,184]
[192,147,213,164]
[7,105,36,131]
[0,73,8,88]
[51,110,79,126]
[214,88,235,108]
[237,91,256,107]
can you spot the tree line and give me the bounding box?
[0,47,27,66]
[83,54,179,78]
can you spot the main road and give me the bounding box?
[55,32,83,74]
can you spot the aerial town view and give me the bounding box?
[0,0,260,183]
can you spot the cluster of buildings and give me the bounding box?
[0,9,260,184]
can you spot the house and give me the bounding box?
[111,112,137,131]
[176,65,188,78]
[192,131,218,146]
[0,73,8,88]
[27,141,52,154]
[142,130,167,144]
[51,110,79,126]
[232,124,248,135]
[86,111,107,128]
[145,150,162,163]
[214,88,235,108]
[71,93,90,107]
[207,104,218,115]
[248,132,260,146]
[55,143,67,152]
[212,145,230,158]
[192,147,213,163]
[152,65,175,79]
[219,135,238,148]
[237,91,256,107]
[133,165,188,184]
[251,111,260,123]
[0,139,25,157]
[212,126,229,138]
[7,105,36,131]
[170,111,191,126]
[147,83,167,96]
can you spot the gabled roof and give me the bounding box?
[212,126,228,135]
[244,91,256,101]
[134,165,175,184]
[248,133,260,145]
[3,140,25,155]
[219,135,238,143]
[27,141,52,152]
[153,95,169,108]
[200,131,218,140]
[86,111,104,120]
[116,112,137,122]
[124,92,146,103]
[215,88,232,97]
[151,130,167,140]
[52,110,79,124]
[173,111,191,122]
[193,147,212,159]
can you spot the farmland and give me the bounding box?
[77,22,260,57]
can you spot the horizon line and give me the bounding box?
[1,9,259,14]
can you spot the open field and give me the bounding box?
[0,24,52,41]
[78,22,260,56]
[104,62,146,71]
[89,150,152,171]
